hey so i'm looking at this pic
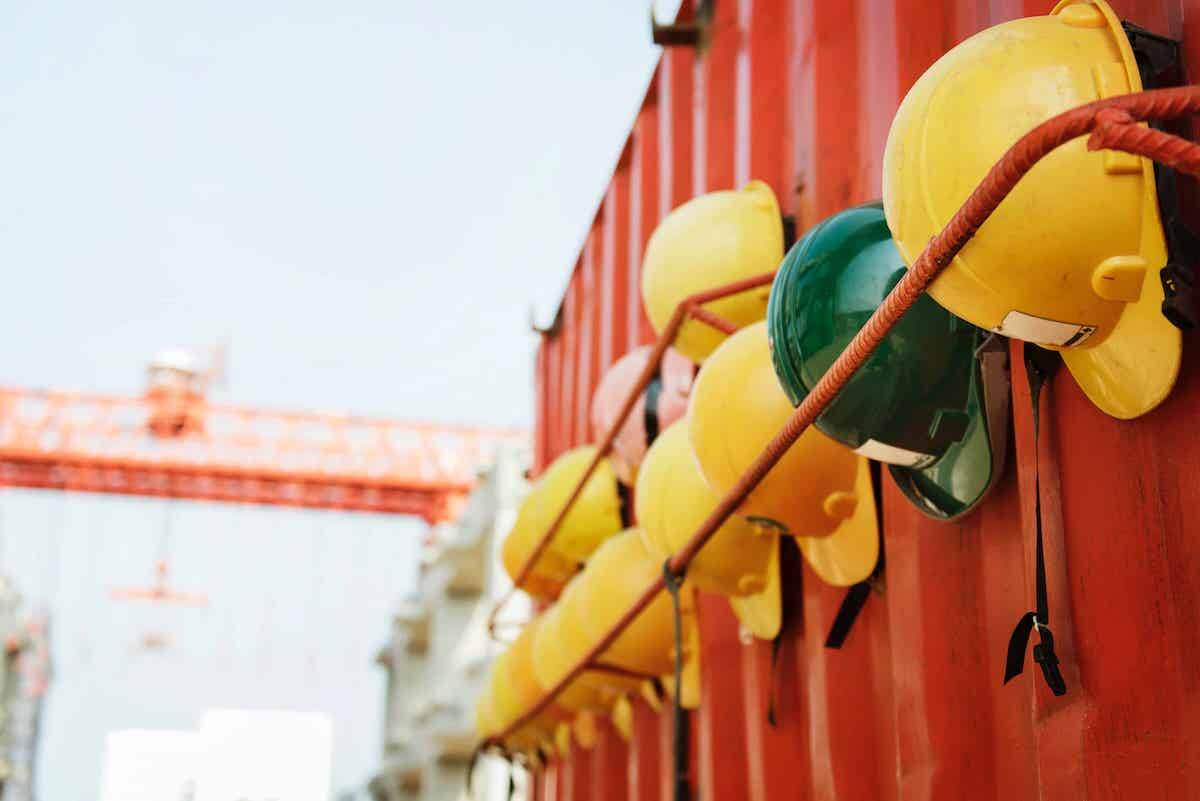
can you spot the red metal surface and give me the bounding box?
[0,387,524,523]
[494,84,1200,750]
[524,2,1200,800]
[588,718,629,801]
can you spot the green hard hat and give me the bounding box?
[766,201,1009,520]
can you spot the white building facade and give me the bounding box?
[0,578,49,801]
[369,445,530,801]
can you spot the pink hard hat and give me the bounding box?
[590,346,694,485]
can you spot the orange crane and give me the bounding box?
[110,561,209,607]
[0,348,527,777]
[111,560,207,652]
[0,348,526,525]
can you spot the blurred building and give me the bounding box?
[368,444,530,801]
[0,579,50,801]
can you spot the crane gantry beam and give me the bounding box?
[0,386,525,523]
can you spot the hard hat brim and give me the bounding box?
[727,538,782,640]
[796,457,879,586]
[1059,271,1181,420]
[888,336,1010,520]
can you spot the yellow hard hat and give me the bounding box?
[883,0,1179,419]
[576,532,700,705]
[531,531,700,712]
[533,446,625,565]
[475,687,499,743]
[500,502,575,601]
[688,321,878,586]
[531,577,612,714]
[500,446,624,598]
[636,420,781,640]
[486,651,541,753]
[489,618,563,753]
[641,181,784,364]
[575,529,677,675]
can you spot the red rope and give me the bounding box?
[483,87,1200,749]
[685,304,740,335]
[1088,107,1200,174]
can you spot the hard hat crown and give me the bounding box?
[641,181,784,363]
[688,321,880,584]
[475,690,498,741]
[688,322,859,538]
[637,423,771,592]
[489,634,556,753]
[500,446,624,599]
[636,421,781,638]
[532,578,612,712]
[500,505,576,601]
[534,446,624,564]
[574,529,679,678]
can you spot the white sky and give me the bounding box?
[0,0,679,428]
[6,491,415,801]
[99,729,200,801]
[0,2,680,799]
[99,710,333,801]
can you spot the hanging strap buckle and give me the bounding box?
[1032,624,1067,697]
[1161,245,1200,330]
[1003,612,1067,697]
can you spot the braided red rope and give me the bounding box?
[1089,106,1200,173]
[483,87,1200,749]
[685,304,740,335]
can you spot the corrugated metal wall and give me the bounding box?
[528,1,1200,799]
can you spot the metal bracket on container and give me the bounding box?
[528,303,563,336]
[651,0,714,48]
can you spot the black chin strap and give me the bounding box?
[662,561,691,801]
[617,370,664,530]
[643,371,663,445]
[1003,344,1067,696]
[824,580,874,649]
[766,630,784,727]
[825,462,885,650]
[617,481,634,528]
[766,538,803,726]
